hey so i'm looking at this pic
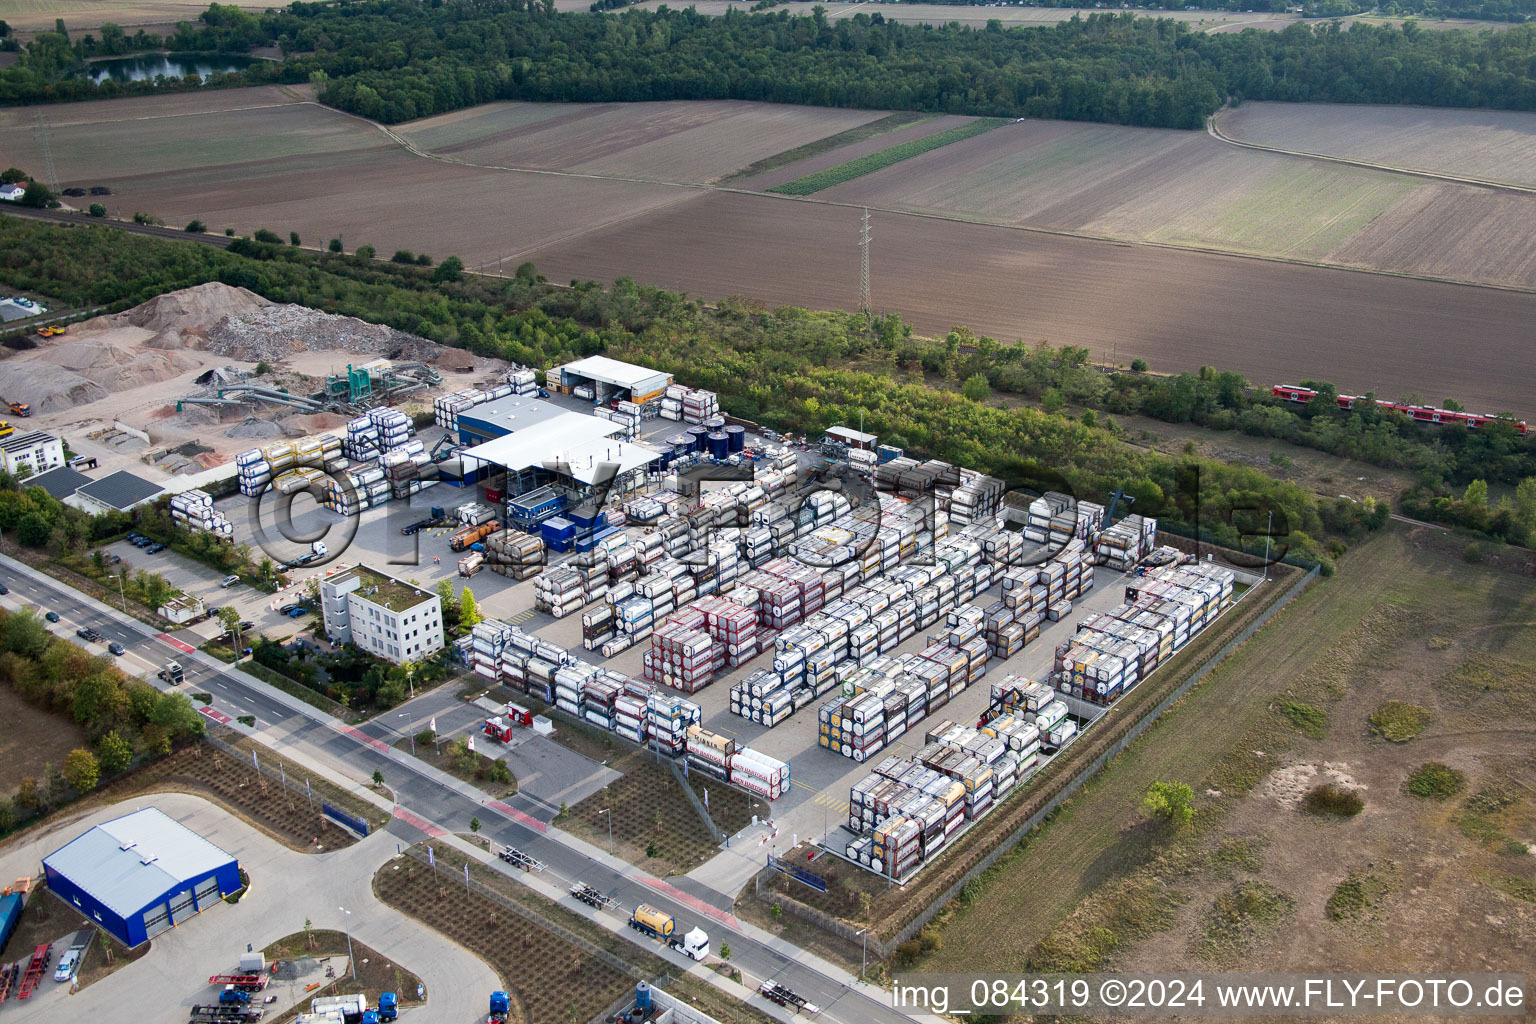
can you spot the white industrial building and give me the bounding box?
[0,430,65,478]
[550,355,672,405]
[321,565,443,665]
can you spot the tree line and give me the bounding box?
[3,4,1536,128]
[0,606,204,834]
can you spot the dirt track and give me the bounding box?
[525,190,1536,415]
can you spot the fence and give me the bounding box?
[762,563,1320,959]
[322,803,370,837]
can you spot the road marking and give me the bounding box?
[484,799,547,833]
[333,723,391,754]
[392,806,446,837]
[810,792,849,815]
[506,609,536,626]
[637,877,741,931]
[156,633,196,654]
[199,706,233,725]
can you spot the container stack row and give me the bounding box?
[169,489,233,540]
[1052,561,1235,706]
[484,530,545,581]
[595,400,643,440]
[1094,514,1159,570]
[235,434,340,498]
[682,725,791,799]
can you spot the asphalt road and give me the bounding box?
[2,555,923,1024]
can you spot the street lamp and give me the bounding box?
[598,808,613,855]
[398,710,415,753]
[338,906,355,979]
[107,573,127,613]
[405,661,415,700]
[856,927,867,980]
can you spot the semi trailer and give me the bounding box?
[628,904,710,961]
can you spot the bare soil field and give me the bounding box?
[818,118,1536,289]
[0,0,269,32]
[399,99,886,184]
[524,189,1536,413]
[1219,102,1536,188]
[0,685,88,795]
[619,0,1295,30]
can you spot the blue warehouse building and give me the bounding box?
[42,807,241,948]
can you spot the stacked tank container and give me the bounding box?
[684,724,733,782]
[681,389,719,426]
[170,489,234,539]
[485,530,545,580]
[596,401,642,440]
[728,747,790,801]
[235,434,339,498]
[470,619,515,681]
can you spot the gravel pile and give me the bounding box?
[209,304,442,363]
[225,417,284,439]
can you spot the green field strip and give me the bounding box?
[720,111,935,184]
[768,117,1011,196]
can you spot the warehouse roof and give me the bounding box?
[556,356,671,391]
[460,413,623,472]
[43,808,237,918]
[461,418,661,485]
[826,426,877,446]
[456,395,567,437]
[27,465,91,500]
[76,469,163,511]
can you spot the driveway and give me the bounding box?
[0,793,499,1023]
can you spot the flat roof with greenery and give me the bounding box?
[336,565,434,613]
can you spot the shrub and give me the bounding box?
[1131,358,1149,372]
[62,749,99,792]
[961,374,990,402]
[1367,701,1432,742]
[1406,763,1465,800]
[1142,779,1194,829]
[414,728,436,746]
[1278,700,1326,738]
[391,249,416,264]
[1301,784,1364,817]
[893,939,921,966]
[224,227,234,236]
[185,219,206,233]
[253,228,282,244]
[289,231,301,246]
[88,203,105,217]
[328,238,343,252]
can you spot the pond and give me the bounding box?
[82,53,258,84]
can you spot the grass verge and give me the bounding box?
[769,118,1009,195]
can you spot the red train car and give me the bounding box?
[1272,385,1526,436]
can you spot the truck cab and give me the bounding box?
[7,401,29,418]
[672,926,711,961]
[158,660,184,686]
[377,992,398,1021]
[311,540,328,558]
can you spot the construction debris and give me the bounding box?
[208,304,442,363]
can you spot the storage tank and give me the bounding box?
[686,426,709,451]
[668,433,693,457]
[635,981,652,1012]
[631,904,675,937]
[706,432,728,459]
[725,425,745,453]
[704,415,725,431]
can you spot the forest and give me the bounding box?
[2,3,1536,128]
[903,0,1531,20]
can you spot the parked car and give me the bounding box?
[108,554,121,564]
[239,620,254,632]
[286,607,307,618]
[278,603,306,615]
[125,532,143,544]
[220,574,241,588]
[0,582,8,594]
[53,949,79,983]
[44,611,60,622]
[107,642,126,656]
[145,542,166,554]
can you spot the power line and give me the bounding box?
[34,114,59,194]
[858,207,872,315]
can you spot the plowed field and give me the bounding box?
[1218,102,1536,188]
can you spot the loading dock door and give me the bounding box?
[194,876,220,909]
[143,903,172,939]
[168,889,195,924]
